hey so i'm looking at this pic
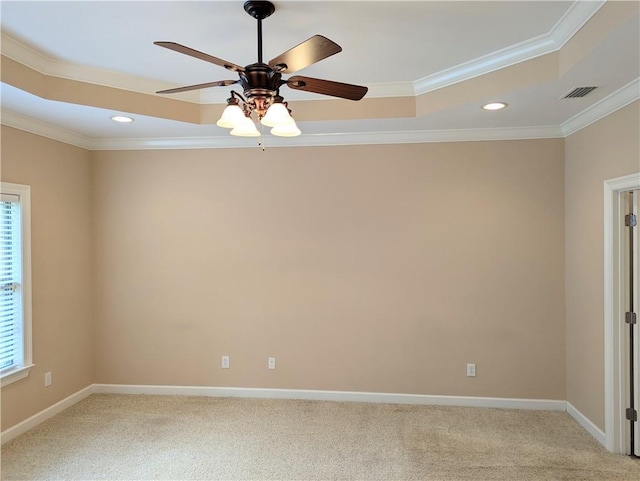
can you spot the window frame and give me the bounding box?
[0,182,33,387]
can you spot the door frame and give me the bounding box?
[604,172,640,453]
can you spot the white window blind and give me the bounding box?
[0,193,24,373]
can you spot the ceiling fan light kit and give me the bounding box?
[155,0,367,139]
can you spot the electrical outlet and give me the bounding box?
[466,363,476,377]
[221,355,230,369]
[44,371,52,387]
[268,357,276,370]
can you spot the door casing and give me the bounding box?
[604,173,640,454]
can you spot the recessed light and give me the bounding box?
[482,102,508,111]
[110,115,134,123]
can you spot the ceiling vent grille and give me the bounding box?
[562,86,598,98]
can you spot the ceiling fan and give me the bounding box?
[154,0,368,137]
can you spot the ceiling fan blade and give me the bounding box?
[286,75,368,101]
[156,80,239,95]
[269,35,342,73]
[154,41,244,72]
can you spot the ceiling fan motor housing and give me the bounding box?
[239,63,283,118]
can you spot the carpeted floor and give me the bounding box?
[1,394,640,480]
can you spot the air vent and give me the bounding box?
[562,86,598,99]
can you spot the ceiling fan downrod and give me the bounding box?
[243,1,275,65]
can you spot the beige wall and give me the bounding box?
[565,100,640,430]
[0,127,568,433]
[92,140,566,399]
[0,126,94,431]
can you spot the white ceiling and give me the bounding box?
[0,0,639,149]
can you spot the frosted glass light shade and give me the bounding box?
[230,116,260,137]
[271,119,301,137]
[216,104,245,128]
[261,103,293,127]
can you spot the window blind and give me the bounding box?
[0,194,23,372]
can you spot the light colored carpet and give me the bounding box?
[2,394,640,480]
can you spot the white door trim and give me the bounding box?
[604,172,640,453]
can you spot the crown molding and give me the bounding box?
[550,0,607,49]
[0,107,563,151]
[1,1,605,102]
[413,0,605,95]
[0,109,93,149]
[561,78,640,136]
[414,34,555,95]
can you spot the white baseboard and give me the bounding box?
[566,401,606,447]
[93,383,567,411]
[1,384,93,445]
[2,383,571,446]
